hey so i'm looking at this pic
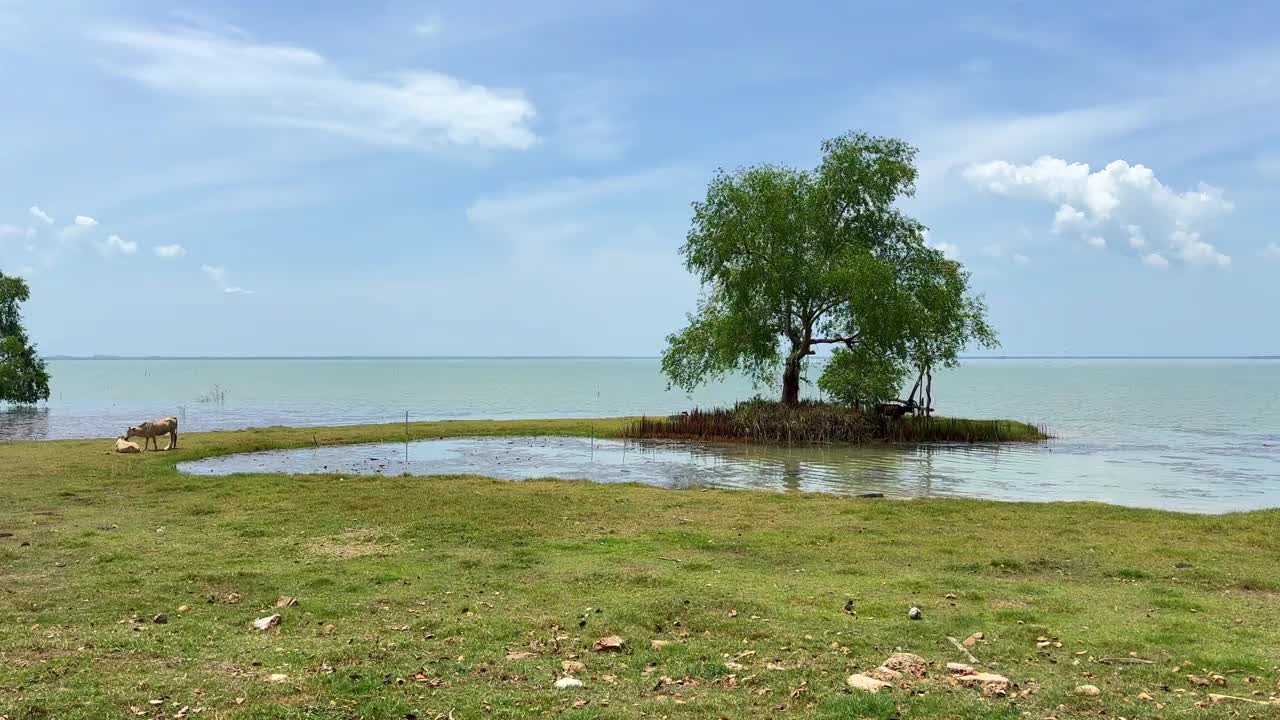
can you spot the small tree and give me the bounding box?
[662,132,930,404]
[0,271,51,405]
[818,344,906,409]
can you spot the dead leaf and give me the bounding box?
[275,596,298,608]
[505,651,535,660]
[561,660,586,674]
[591,635,625,652]
[572,699,589,708]
[266,673,288,684]
[962,632,984,648]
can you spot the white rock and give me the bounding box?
[1076,684,1101,697]
[846,673,891,693]
[252,614,281,631]
[114,438,141,454]
[554,677,584,689]
[908,606,922,620]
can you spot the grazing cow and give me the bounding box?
[875,402,914,419]
[123,416,179,450]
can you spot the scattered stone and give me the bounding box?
[152,613,168,625]
[650,640,672,650]
[252,614,281,631]
[322,623,337,634]
[554,677,583,689]
[1076,684,1102,697]
[266,673,288,684]
[562,660,586,674]
[947,662,974,672]
[908,607,922,620]
[866,667,902,682]
[274,596,298,608]
[591,635,625,652]
[846,673,891,693]
[952,668,1012,696]
[114,438,142,454]
[880,653,928,679]
[1036,641,1053,649]
[177,605,190,613]
[505,651,535,660]
[962,632,985,647]
[1138,692,1153,701]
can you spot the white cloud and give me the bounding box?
[154,244,187,258]
[1264,242,1280,260]
[1142,253,1170,269]
[0,225,35,238]
[29,206,54,224]
[965,156,1233,269]
[94,234,138,256]
[1011,253,1031,265]
[1087,236,1107,249]
[201,264,253,294]
[1126,225,1147,249]
[94,23,537,151]
[1052,203,1085,234]
[58,215,100,241]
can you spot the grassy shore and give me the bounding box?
[1,419,1278,719]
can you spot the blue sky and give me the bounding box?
[2,0,1278,356]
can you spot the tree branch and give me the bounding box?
[809,334,860,348]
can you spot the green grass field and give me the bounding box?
[1,419,1278,719]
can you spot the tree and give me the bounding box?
[898,253,997,415]
[817,343,906,409]
[0,271,51,405]
[662,131,936,404]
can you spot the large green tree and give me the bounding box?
[0,271,51,405]
[663,131,985,405]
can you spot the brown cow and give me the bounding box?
[123,416,179,450]
[875,402,914,419]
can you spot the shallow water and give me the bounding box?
[177,434,1280,514]
[8,357,1280,512]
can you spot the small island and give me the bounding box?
[637,132,1043,444]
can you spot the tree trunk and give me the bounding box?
[781,356,802,405]
[925,369,933,418]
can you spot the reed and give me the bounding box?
[622,400,1047,444]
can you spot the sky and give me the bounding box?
[2,0,1279,357]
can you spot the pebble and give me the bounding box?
[554,677,584,689]
[1076,684,1102,697]
[908,607,922,620]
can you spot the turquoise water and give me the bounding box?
[6,358,1280,512]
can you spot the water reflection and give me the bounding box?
[0,407,50,441]
[176,435,1280,513]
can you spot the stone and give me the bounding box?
[946,662,974,672]
[866,667,902,682]
[962,632,985,647]
[650,640,671,650]
[152,613,168,624]
[266,673,288,684]
[114,438,142,454]
[955,671,1012,696]
[908,606,922,620]
[880,652,928,679]
[554,677,584,689]
[591,635,625,652]
[846,673,892,693]
[1076,684,1102,697]
[252,614,281,631]
[275,596,298,608]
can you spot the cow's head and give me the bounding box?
[124,425,140,439]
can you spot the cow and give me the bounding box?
[875,401,915,419]
[123,416,179,451]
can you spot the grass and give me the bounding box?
[622,401,1048,444]
[1,418,1278,719]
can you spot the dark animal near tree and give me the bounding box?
[123,416,179,450]
[875,402,914,419]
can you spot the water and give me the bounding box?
[6,358,1280,512]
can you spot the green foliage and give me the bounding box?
[0,271,50,405]
[817,345,906,407]
[662,131,994,406]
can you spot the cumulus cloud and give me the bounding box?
[1087,236,1107,249]
[95,23,537,151]
[59,215,100,240]
[94,234,138,256]
[965,156,1233,269]
[1263,242,1280,260]
[201,264,253,294]
[29,206,54,224]
[1052,204,1085,234]
[1142,253,1170,269]
[154,243,187,258]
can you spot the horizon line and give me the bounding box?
[44,354,1280,361]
